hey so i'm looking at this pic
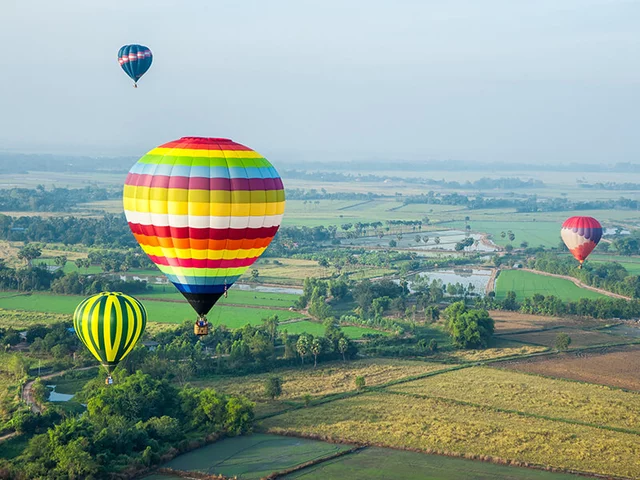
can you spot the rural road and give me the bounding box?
[521,268,631,300]
[22,366,95,414]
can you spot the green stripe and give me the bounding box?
[139,155,273,168]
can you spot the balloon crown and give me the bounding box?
[179,137,233,144]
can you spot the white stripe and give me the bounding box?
[124,210,283,229]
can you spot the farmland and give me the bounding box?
[391,366,640,430]
[260,391,640,478]
[148,434,352,480]
[500,345,640,391]
[494,270,606,301]
[283,446,584,480]
[278,320,387,339]
[0,293,304,328]
[194,358,447,415]
[500,328,629,348]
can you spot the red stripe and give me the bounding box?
[148,255,258,269]
[125,173,283,191]
[562,216,601,229]
[128,222,279,240]
[158,137,253,150]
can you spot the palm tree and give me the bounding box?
[310,338,322,368]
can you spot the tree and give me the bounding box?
[444,301,494,349]
[355,376,366,390]
[415,235,422,244]
[338,337,349,361]
[310,338,322,368]
[54,255,67,269]
[555,333,572,351]
[264,376,283,399]
[434,236,440,245]
[296,334,310,365]
[262,315,279,344]
[508,232,516,242]
[18,244,42,266]
[31,378,49,404]
[502,291,518,311]
[388,239,397,248]
[250,269,259,282]
[500,231,506,239]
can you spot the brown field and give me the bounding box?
[489,310,603,334]
[501,328,627,348]
[499,345,640,391]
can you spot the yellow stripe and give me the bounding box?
[140,244,266,260]
[82,296,102,362]
[111,297,124,363]
[123,301,134,350]
[104,295,116,361]
[149,148,262,158]
[157,265,249,277]
[120,296,145,360]
[123,185,283,203]
[123,197,285,216]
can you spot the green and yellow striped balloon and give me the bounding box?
[73,292,147,374]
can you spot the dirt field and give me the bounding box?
[498,345,640,391]
[500,328,627,348]
[489,310,602,334]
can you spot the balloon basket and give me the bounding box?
[105,375,114,386]
[194,316,209,336]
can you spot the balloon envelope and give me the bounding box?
[118,44,152,84]
[123,137,285,317]
[561,216,602,264]
[73,292,147,373]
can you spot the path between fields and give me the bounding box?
[22,366,95,414]
[520,268,631,300]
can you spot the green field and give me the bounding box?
[0,293,303,327]
[448,220,560,248]
[143,287,300,309]
[283,446,584,480]
[494,270,606,301]
[151,434,352,480]
[279,320,387,338]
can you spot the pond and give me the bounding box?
[604,323,640,338]
[339,230,498,252]
[233,283,303,295]
[405,267,494,294]
[46,385,74,402]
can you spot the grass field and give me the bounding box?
[261,391,640,478]
[195,358,446,405]
[0,293,303,328]
[283,446,584,480]
[153,433,352,480]
[0,308,69,329]
[448,220,560,248]
[280,320,387,339]
[501,328,626,348]
[500,345,640,391]
[494,270,606,301]
[142,287,300,309]
[391,366,640,430]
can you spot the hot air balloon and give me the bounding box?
[123,137,285,336]
[117,44,153,88]
[561,216,602,268]
[73,292,147,384]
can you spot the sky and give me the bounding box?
[0,0,639,164]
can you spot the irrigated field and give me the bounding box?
[152,434,352,480]
[283,446,584,480]
[494,270,606,301]
[448,220,560,248]
[391,366,640,430]
[261,391,640,478]
[500,345,640,391]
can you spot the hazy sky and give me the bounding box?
[1,0,638,164]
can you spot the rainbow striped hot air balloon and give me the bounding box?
[561,216,602,268]
[74,292,147,383]
[117,44,153,87]
[123,137,285,333]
